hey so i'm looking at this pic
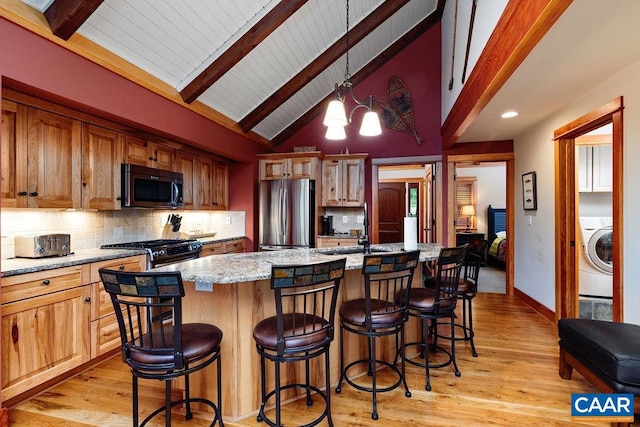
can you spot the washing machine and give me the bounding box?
[579,217,613,298]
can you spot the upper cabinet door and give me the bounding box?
[321,159,342,207]
[176,150,196,209]
[124,135,174,171]
[592,145,613,192]
[82,124,123,210]
[1,100,19,207]
[260,158,289,180]
[27,108,82,209]
[341,158,365,206]
[213,161,228,210]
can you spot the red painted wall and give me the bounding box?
[279,23,442,157]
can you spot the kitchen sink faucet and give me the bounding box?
[357,202,371,254]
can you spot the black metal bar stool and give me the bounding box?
[399,245,467,391]
[99,268,224,427]
[253,258,346,427]
[335,250,420,420]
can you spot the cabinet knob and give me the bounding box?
[18,191,28,196]
[148,156,154,161]
[119,265,125,270]
[42,279,50,285]
[82,182,87,187]
[29,192,38,197]
[85,297,91,302]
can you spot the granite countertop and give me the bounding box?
[0,235,246,277]
[0,248,149,277]
[152,243,442,284]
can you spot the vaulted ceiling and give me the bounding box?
[16,0,442,148]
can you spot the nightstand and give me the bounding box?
[456,232,484,246]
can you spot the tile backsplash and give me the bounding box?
[0,209,245,259]
[322,207,366,234]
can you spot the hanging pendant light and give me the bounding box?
[324,0,381,140]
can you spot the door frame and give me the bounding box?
[447,153,515,296]
[371,156,443,245]
[554,97,623,321]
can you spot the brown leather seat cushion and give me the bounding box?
[253,313,330,351]
[130,323,222,366]
[398,288,455,313]
[425,277,474,294]
[339,298,404,328]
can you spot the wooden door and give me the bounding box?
[123,134,152,167]
[82,124,123,210]
[153,143,175,171]
[259,158,289,180]
[378,183,405,243]
[27,108,82,208]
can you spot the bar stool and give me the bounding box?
[99,268,224,427]
[335,250,420,420]
[427,239,487,357]
[399,245,467,391]
[253,258,346,427]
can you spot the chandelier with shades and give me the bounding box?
[322,0,382,140]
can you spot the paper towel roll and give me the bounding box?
[404,216,418,251]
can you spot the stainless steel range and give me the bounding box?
[101,239,203,268]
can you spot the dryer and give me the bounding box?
[579,217,613,298]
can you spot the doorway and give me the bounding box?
[554,97,623,321]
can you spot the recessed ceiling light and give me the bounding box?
[501,111,519,118]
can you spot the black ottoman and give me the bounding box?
[558,318,640,426]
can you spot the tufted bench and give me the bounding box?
[558,318,640,426]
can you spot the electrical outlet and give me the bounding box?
[226,215,232,225]
[195,279,213,292]
[356,215,364,224]
[342,215,348,224]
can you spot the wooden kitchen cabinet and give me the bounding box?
[258,152,321,180]
[124,134,175,171]
[19,107,83,209]
[82,124,123,210]
[316,237,358,248]
[321,154,366,207]
[1,266,90,402]
[176,150,228,211]
[212,161,228,210]
[200,238,245,257]
[88,255,146,358]
[1,100,19,207]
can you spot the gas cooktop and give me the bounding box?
[101,239,203,267]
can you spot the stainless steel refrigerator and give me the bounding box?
[259,179,315,250]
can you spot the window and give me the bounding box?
[455,177,477,230]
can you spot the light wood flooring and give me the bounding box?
[8,293,615,426]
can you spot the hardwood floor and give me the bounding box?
[8,293,612,426]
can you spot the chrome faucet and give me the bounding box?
[357,201,371,254]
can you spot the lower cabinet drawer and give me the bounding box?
[225,239,245,253]
[90,311,144,358]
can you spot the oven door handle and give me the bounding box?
[171,180,180,207]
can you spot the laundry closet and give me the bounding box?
[576,125,613,321]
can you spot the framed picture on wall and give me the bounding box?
[522,171,537,210]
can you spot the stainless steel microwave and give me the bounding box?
[121,164,183,208]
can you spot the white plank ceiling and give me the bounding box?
[19,0,439,143]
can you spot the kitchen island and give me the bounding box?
[153,243,441,421]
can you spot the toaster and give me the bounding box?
[15,234,71,258]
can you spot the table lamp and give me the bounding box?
[461,205,475,232]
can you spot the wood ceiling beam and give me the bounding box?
[238,0,410,133]
[272,1,445,146]
[44,0,103,40]
[440,0,573,149]
[180,0,309,104]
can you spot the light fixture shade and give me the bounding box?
[461,205,475,216]
[323,99,348,127]
[325,125,346,140]
[359,111,382,136]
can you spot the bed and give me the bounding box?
[487,205,507,267]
